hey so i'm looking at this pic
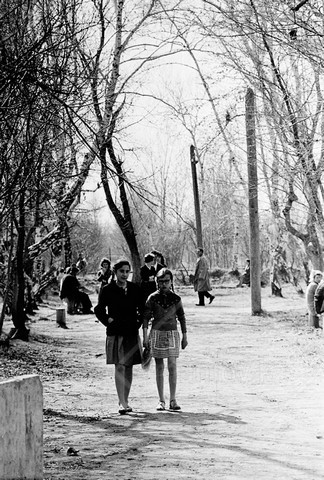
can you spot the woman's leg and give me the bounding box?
[124,365,133,406]
[168,357,177,401]
[115,364,134,407]
[155,358,165,402]
[114,364,127,408]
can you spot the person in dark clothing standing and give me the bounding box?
[94,259,144,414]
[140,253,157,301]
[151,250,166,274]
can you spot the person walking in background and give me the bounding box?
[94,259,144,415]
[193,247,215,306]
[143,268,188,411]
[140,253,157,301]
[311,270,324,329]
[97,257,112,296]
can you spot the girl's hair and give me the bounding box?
[151,250,165,265]
[156,267,173,281]
[100,257,110,267]
[144,253,154,263]
[311,269,322,281]
[113,258,131,272]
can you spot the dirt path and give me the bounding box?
[3,285,324,479]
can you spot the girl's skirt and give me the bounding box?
[150,329,180,358]
[106,334,142,366]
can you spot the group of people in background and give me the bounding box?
[306,269,324,329]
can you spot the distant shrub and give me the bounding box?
[210,268,227,279]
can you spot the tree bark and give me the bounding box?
[246,88,262,315]
[11,189,29,340]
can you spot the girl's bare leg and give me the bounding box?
[168,357,177,401]
[155,358,165,402]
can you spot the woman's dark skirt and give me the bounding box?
[106,334,142,366]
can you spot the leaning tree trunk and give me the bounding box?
[100,139,142,283]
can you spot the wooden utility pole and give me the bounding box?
[245,88,262,314]
[190,145,203,248]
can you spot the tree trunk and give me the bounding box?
[11,190,29,340]
[190,145,203,248]
[246,88,262,315]
[100,140,141,283]
[0,218,14,336]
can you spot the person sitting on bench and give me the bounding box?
[60,264,93,314]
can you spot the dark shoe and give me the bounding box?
[169,399,181,411]
[118,407,127,415]
[9,327,30,341]
[195,304,205,306]
[126,406,133,413]
[57,322,69,329]
[209,295,215,304]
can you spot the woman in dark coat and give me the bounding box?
[97,257,112,295]
[140,253,157,301]
[94,259,144,414]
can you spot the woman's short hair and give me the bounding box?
[156,267,173,281]
[151,250,165,265]
[113,259,130,272]
[100,257,110,267]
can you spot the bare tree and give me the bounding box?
[73,0,189,281]
[197,0,324,274]
[0,0,95,337]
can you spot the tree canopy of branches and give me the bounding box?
[3,0,324,338]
